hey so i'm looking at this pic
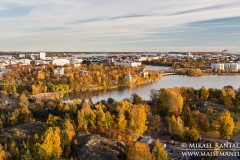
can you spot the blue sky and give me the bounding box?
[0,0,240,53]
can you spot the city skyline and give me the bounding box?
[0,0,240,53]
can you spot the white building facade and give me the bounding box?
[39,52,46,60]
[51,59,70,66]
[211,64,224,71]
[114,62,141,67]
[224,63,240,71]
[54,67,64,75]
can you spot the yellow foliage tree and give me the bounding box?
[116,107,127,131]
[130,104,147,134]
[37,72,45,80]
[200,86,209,99]
[63,119,75,141]
[168,115,184,138]
[18,93,29,108]
[159,88,183,116]
[77,110,88,130]
[95,104,106,129]
[36,127,62,159]
[47,114,60,126]
[154,139,168,160]
[0,144,6,160]
[218,111,234,138]
[127,142,155,160]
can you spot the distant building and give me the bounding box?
[39,52,46,60]
[18,54,26,59]
[25,53,39,60]
[211,64,224,71]
[114,62,141,67]
[51,59,70,66]
[54,67,64,75]
[224,63,240,71]
[70,59,81,67]
[19,59,31,65]
[133,57,147,62]
[140,68,148,78]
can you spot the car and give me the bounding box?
[164,147,173,154]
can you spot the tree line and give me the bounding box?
[0,85,239,159]
[0,64,160,95]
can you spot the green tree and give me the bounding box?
[131,93,143,104]
[20,149,33,160]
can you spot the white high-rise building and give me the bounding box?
[39,52,46,60]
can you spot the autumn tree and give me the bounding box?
[200,86,209,99]
[35,127,62,159]
[18,93,29,108]
[131,93,143,104]
[105,111,113,129]
[221,87,236,108]
[183,128,200,142]
[47,114,62,127]
[20,149,33,160]
[0,144,6,160]
[62,119,75,141]
[116,106,127,131]
[168,115,184,138]
[148,114,161,132]
[37,72,45,80]
[159,88,183,116]
[218,111,234,138]
[154,139,168,160]
[77,104,96,131]
[127,142,155,160]
[20,107,34,123]
[129,104,147,134]
[95,104,106,129]
[77,110,88,131]
[185,111,209,132]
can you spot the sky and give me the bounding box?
[0,0,240,53]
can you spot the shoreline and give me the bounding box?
[30,73,239,101]
[30,78,161,101]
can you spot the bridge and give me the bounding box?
[161,73,177,76]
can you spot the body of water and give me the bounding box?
[63,74,240,103]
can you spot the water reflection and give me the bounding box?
[62,75,240,103]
